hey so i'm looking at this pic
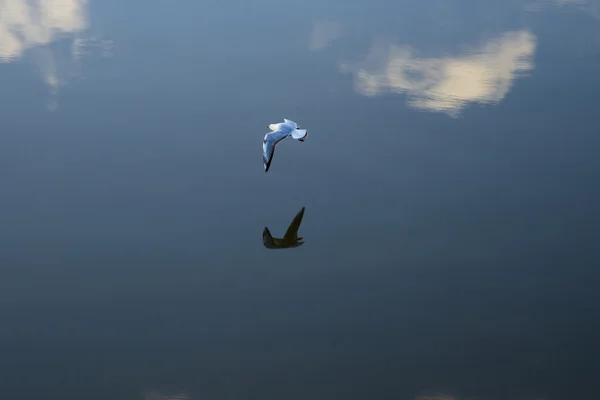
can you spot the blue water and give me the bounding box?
[1,1,600,399]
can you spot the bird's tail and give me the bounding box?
[291,129,308,141]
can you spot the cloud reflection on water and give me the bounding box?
[342,30,536,117]
[0,0,87,61]
[0,0,111,110]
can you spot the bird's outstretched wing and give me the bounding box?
[283,206,305,241]
[262,227,278,249]
[263,129,289,172]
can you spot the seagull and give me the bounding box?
[263,206,306,249]
[263,119,308,172]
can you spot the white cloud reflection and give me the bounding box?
[0,0,87,61]
[342,30,536,117]
[0,0,112,110]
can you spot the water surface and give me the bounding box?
[1,1,600,399]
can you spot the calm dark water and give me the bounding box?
[1,1,600,399]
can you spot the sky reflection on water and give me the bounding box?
[1,1,600,400]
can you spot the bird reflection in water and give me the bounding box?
[262,206,305,249]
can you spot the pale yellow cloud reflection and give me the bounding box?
[342,30,536,117]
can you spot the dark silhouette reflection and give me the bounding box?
[262,206,305,249]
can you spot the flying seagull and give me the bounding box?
[263,206,306,249]
[263,119,308,172]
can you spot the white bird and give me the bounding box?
[262,119,308,172]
